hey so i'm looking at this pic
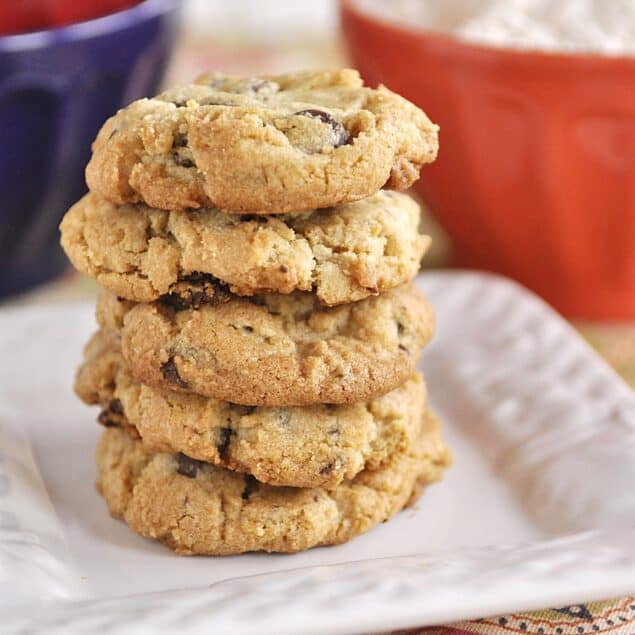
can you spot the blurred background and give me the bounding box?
[2,0,635,379]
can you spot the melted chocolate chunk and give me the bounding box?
[172,133,188,148]
[239,214,268,223]
[217,427,232,458]
[176,453,205,478]
[98,408,140,439]
[109,398,124,415]
[234,405,256,416]
[241,474,259,500]
[161,356,190,389]
[396,321,410,352]
[294,109,349,148]
[173,154,195,168]
[183,272,215,285]
[98,411,120,428]
[161,273,231,311]
[171,134,196,168]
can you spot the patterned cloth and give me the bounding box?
[392,598,635,635]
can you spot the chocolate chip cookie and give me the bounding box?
[96,409,450,555]
[76,331,428,489]
[95,283,435,406]
[85,69,439,214]
[60,191,429,306]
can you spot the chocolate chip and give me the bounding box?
[172,133,188,148]
[235,405,256,416]
[176,453,205,478]
[279,265,288,273]
[109,398,124,415]
[182,272,214,285]
[242,325,254,333]
[239,214,268,223]
[98,409,140,439]
[98,411,120,428]
[217,427,232,458]
[161,356,190,389]
[320,463,334,475]
[173,154,195,168]
[161,273,231,311]
[171,134,196,168]
[397,320,409,353]
[250,79,277,93]
[241,474,258,500]
[294,109,349,148]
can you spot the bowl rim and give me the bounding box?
[0,0,179,51]
[341,0,635,67]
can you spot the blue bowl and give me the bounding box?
[0,0,180,298]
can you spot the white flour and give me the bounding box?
[352,0,635,56]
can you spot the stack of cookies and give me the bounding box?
[60,69,451,555]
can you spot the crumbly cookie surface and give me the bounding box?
[96,284,435,406]
[85,69,439,214]
[60,191,429,306]
[76,331,428,489]
[96,411,450,555]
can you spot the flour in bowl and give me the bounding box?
[352,0,635,56]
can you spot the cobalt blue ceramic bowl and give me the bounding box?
[0,0,180,298]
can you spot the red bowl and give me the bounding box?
[341,0,635,319]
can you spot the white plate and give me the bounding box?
[1,272,635,634]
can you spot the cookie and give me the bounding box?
[60,191,429,306]
[74,331,140,440]
[96,283,435,406]
[76,331,428,489]
[85,69,439,214]
[96,410,450,555]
